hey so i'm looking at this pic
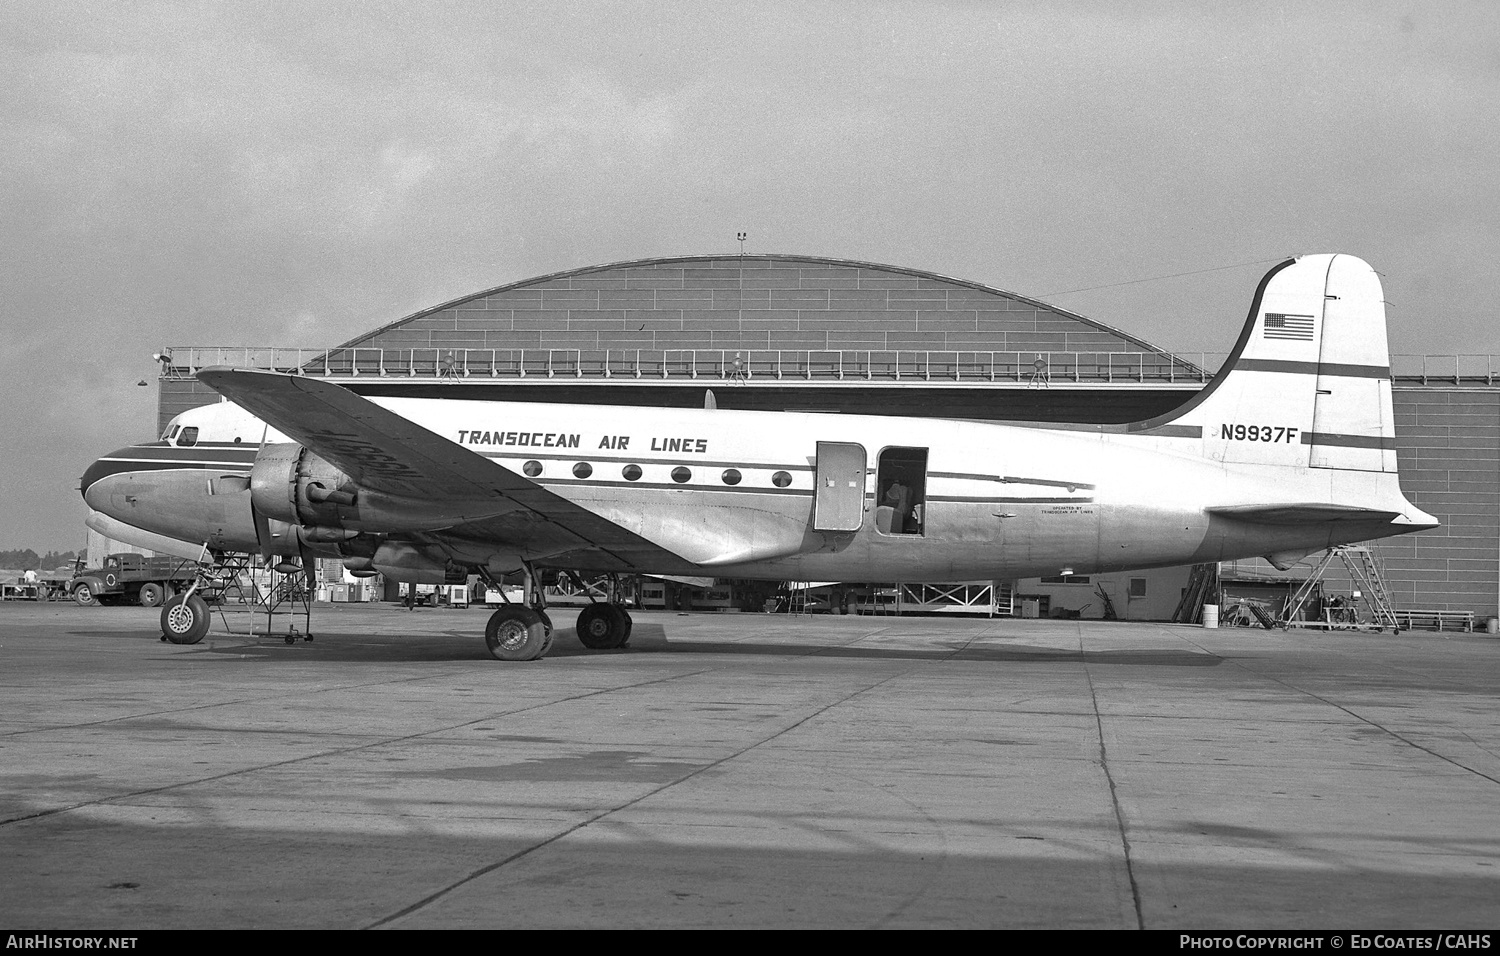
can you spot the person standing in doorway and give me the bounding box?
[884,478,911,532]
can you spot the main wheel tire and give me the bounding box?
[160,594,210,645]
[577,603,623,649]
[617,607,633,648]
[538,610,554,657]
[139,583,164,608]
[485,606,547,661]
[577,603,630,650]
[73,583,98,607]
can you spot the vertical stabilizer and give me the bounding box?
[1146,254,1395,474]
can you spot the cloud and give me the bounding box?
[3,0,1497,547]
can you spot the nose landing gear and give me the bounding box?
[160,593,211,645]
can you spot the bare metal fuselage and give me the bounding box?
[82,397,1422,583]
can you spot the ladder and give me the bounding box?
[1172,563,1218,624]
[1282,546,1400,631]
[1343,546,1400,630]
[783,581,809,615]
[1094,583,1118,621]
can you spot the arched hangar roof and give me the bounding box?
[337,254,1172,356]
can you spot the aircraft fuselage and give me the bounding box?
[83,396,1419,583]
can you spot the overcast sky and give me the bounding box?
[4,0,1497,550]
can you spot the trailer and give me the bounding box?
[71,553,202,608]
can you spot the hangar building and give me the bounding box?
[148,255,1499,626]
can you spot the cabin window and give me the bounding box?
[671,466,692,483]
[622,464,642,481]
[875,446,928,536]
[177,426,199,447]
[522,460,542,477]
[771,471,792,488]
[572,462,592,479]
[721,468,741,485]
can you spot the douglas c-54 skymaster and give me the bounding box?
[81,254,1436,659]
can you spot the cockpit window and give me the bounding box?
[162,425,180,442]
[177,426,199,447]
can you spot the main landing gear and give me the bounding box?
[484,605,554,661]
[479,563,555,662]
[562,570,632,651]
[478,566,632,661]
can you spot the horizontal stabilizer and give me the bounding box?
[1206,503,1401,525]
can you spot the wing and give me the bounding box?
[196,367,689,570]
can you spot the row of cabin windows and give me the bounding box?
[519,444,929,538]
[523,459,793,487]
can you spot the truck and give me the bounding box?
[71,553,201,608]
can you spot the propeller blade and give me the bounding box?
[251,504,274,561]
[297,536,318,590]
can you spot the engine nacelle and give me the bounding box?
[249,443,360,528]
[368,542,468,584]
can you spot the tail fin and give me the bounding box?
[1149,254,1396,473]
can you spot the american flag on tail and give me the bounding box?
[1263,313,1315,340]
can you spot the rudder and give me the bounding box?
[1307,255,1395,472]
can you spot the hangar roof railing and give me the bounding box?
[158,346,1218,387]
[156,347,1499,388]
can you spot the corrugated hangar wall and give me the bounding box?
[1374,389,1500,614]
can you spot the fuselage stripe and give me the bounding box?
[1235,359,1391,378]
[1299,432,1397,449]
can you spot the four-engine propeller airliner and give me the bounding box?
[81,254,1437,659]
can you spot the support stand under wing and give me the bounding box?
[251,562,315,645]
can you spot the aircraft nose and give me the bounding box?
[81,454,117,502]
[80,447,139,513]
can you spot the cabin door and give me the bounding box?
[813,441,867,532]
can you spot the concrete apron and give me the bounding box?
[0,603,1496,928]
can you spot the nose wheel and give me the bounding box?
[160,594,211,645]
